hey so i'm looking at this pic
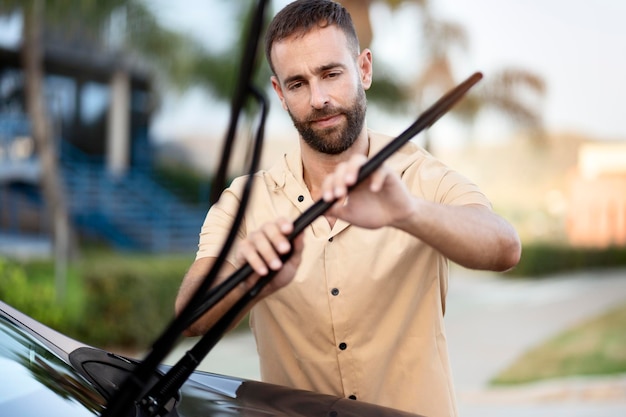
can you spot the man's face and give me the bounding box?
[270,25,372,155]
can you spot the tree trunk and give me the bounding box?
[22,0,73,299]
[339,0,373,49]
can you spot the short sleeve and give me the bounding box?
[402,151,492,209]
[195,177,247,265]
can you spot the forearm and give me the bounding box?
[175,258,252,337]
[395,200,521,271]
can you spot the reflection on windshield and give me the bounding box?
[0,317,104,416]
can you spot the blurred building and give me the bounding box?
[567,143,626,247]
[0,19,205,255]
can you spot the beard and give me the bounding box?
[288,85,367,155]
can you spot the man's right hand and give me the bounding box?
[236,217,303,297]
[176,217,303,336]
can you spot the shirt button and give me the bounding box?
[297,195,304,202]
[328,236,333,242]
[338,342,347,350]
[348,395,357,400]
[331,288,339,296]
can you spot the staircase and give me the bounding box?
[60,143,208,253]
[1,112,208,253]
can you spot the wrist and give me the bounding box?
[391,196,421,232]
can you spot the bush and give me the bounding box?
[0,257,67,330]
[75,254,192,349]
[505,244,626,277]
[2,251,250,350]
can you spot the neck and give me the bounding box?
[301,129,369,200]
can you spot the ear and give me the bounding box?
[271,75,289,111]
[357,48,373,90]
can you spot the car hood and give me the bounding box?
[67,345,419,416]
[1,301,421,417]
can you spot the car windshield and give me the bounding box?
[0,315,105,416]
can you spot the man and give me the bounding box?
[176,1,521,416]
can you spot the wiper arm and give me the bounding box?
[139,70,484,416]
[139,86,269,416]
[100,1,271,416]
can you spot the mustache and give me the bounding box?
[306,107,343,123]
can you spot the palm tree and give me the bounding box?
[451,68,546,143]
[409,9,545,150]
[340,0,545,151]
[409,14,470,150]
[341,0,428,49]
[0,0,130,297]
[0,0,228,297]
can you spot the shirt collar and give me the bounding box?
[268,129,425,190]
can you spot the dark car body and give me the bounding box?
[0,301,422,416]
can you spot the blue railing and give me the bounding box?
[1,113,207,253]
[60,141,207,253]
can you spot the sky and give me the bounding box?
[147,0,626,147]
[2,1,623,145]
[428,0,626,142]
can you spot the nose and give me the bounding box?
[309,81,329,109]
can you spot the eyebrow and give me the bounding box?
[282,62,347,86]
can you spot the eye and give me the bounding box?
[288,81,303,91]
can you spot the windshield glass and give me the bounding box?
[0,315,105,416]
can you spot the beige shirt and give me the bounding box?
[197,130,491,417]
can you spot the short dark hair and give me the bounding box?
[264,0,360,75]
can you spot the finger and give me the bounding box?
[331,161,350,200]
[322,162,348,202]
[238,237,270,276]
[322,174,335,202]
[266,228,304,293]
[328,199,346,219]
[256,223,292,270]
[238,224,286,275]
[346,154,367,181]
[368,164,389,192]
[275,217,294,238]
[322,156,367,202]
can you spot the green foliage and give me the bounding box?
[1,252,193,349]
[505,244,626,277]
[0,257,66,329]
[367,72,412,112]
[153,162,210,205]
[124,1,262,99]
[73,253,192,349]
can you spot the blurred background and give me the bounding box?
[0,0,625,415]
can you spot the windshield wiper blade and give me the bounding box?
[188,71,484,325]
[139,86,269,416]
[138,70,484,416]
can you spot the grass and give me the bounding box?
[491,302,626,385]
